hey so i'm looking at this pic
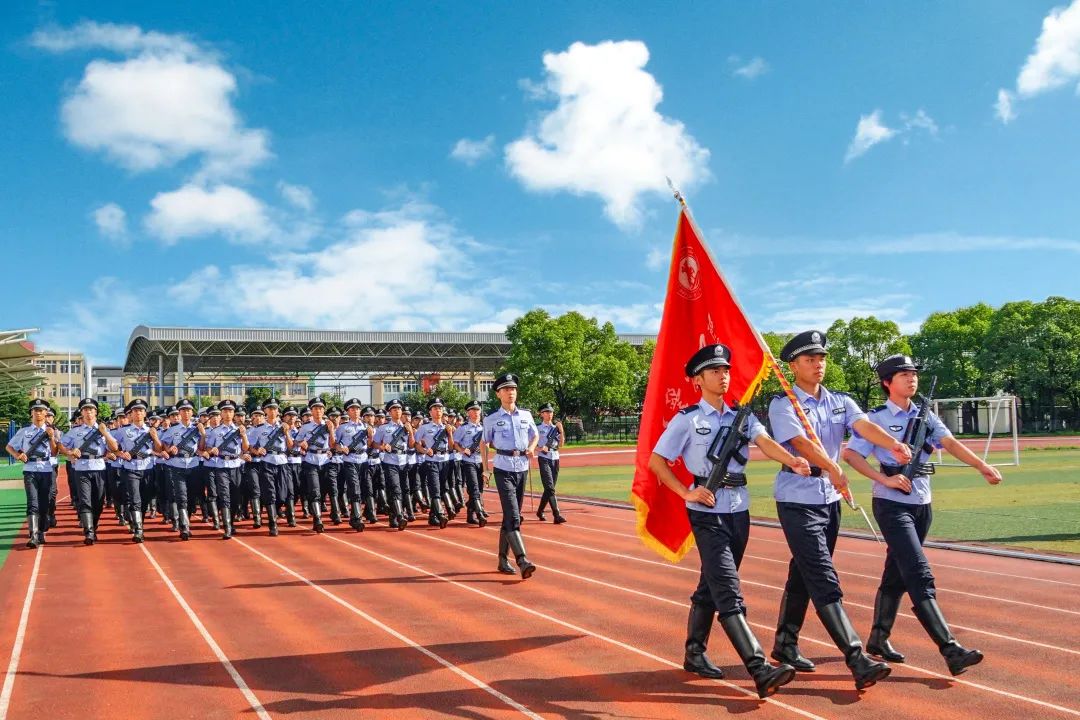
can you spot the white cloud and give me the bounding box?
[506,40,710,228]
[715,229,1080,257]
[901,109,938,135]
[34,21,269,179]
[278,181,315,211]
[844,110,897,162]
[995,89,1017,124]
[731,56,769,80]
[145,183,275,244]
[997,0,1080,122]
[35,276,145,364]
[450,135,496,165]
[645,246,667,271]
[91,202,127,241]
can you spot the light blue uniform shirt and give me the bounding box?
[10,424,55,473]
[116,423,156,471]
[653,398,766,514]
[335,421,369,464]
[769,385,867,505]
[373,420,410,465]
[245,425,265,464]
[847,399,951,505]
[204,423,245,469]
[482,407,538,473]
[159,421,202,469]
[537,422,561,461]
[61,424,109,472]
[415,421,451,463]
[253,422,289,466]
[295,421,334,466]
[454,423,484,465]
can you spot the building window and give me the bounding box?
[131,384,150,396]
[479,381,494,393]
[59,360,81,374]
[402,381,418,393]
[452,380,468,392]
[97,378,108,388]
[35,360,58,373]
[59,384,82,397]
[224,383,244,395]
[384,381,401,394]
[289,383,307,396]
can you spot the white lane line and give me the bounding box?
[0,548,43,720]
[232,538,542,720]
[515,532,1080,656]
[572,505,1080,587]
[139,544,271,720]
[560,520,1080,616]
[412,531,1080,719]
[322,533,830,720]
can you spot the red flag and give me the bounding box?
[631,208,772,563]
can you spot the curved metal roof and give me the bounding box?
[124,325,654,375]
[0,329,43,398]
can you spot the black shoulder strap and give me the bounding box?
[677,404,699,415]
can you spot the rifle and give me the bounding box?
[261,424,286,453]
[432,426,448,454]
[702,404,753,492]
[130,430,155,459]
[544,425,560,453]
[346,425,369,455]
[218,427,243,459]
[467,428,484,454]
[76,427,105,459]
[897,376,939,491]
[306,423,330,452]
[174,425,202,458]
[389,424,408,453]
[25,428,52,461]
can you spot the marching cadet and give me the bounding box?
[767,330,912,690]
[649,344,805,698]
[234,407,251,520]
[202,399,249,539]
[107,410,129,526]
[64,411,79,510]
[372,399,412,530]
[295,398,335,532]
[481,374,538,578]
[200,406,222,528]
[114,399,160,543]
[324,406,344,524]
[157,399,203,541]
[535,403,567,524]
[361,407,380,523]
[58,398,119,545]
[335,398,370,531]
[372,409,389,515]
[416,398,459,528]
[402,407,420,519]
[843,354,1000,676]
[283,406,302,526]
[45,408,59,529]
[6,398,58,548]
[452,399,487,527]
[250,398,292,536]
[160,406,181,528]
[245,407,267,527]
[410,411,430,512]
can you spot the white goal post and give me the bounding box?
[930,395,1020,467]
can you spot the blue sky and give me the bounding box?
[2,1,1079,365]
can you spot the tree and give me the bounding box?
[500,310,649,418]
[319,392,344,411]
[826,317,910,410]
[400,381,472,415]
[245,386,273,413]
[97,401,114,422]
[749,332,848,416]
[911,303,994,432]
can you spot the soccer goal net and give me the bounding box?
[931,395,1020,467]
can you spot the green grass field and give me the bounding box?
[0,489,27,569]
[555,449,1080,556]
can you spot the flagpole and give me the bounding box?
[668,185,880,542]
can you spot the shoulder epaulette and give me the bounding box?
[870,404,886,413]
[769,393,786,403]
[677,404,699,415]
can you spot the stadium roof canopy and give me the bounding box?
[0,329,42,398]
[124,326,655,376]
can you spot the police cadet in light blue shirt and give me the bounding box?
[414,397,458,529]
[157,398,203,541]
[201,399,249,539]
[59,398,119,545]
[321,406,345,526]
[114,398,162,543]
[452,399,488,527]
[6,398,59,548]
[534,403,566,525]
[295,398,335,533]
[766,330,912,690]
[372,398,413,531]
[481,373,538,579]
[649,344,805,698]
[334,398,370,532]
[842,354,1001,676]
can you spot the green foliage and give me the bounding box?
[499,310,649,417]
[318,391,344,411]
[244,386,273,413]
[97,401,114,422]
[911,303,994,398]
[400,381,472,415]
[827,317,910,409]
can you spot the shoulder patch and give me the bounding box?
[678,404,699,415]
[871,404,887,413]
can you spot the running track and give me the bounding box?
[0,481,1076,719]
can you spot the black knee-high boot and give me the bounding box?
[816,602,891,690]
[682,604,724,679]
[912,598,983,675]
[867,590,905,662]
[771,591,815,672]
[720,613,796,698]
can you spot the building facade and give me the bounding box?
[121,372,314,408]
[90,365,124,410]
[32,351,90,414]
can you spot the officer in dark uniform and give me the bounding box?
[202,399,248,539]
[295,398,335,532]
[114,398,160,543]
[767,330,913,690]
[156,398,203,540]
[360,406,379,523]
[7,399,57,547]
[283,406,302,526]
[650,344,805,697]
[535,403,566,524]
[334,398,369,532]
[481,374,537,579]
[61,402,119,544]
[372,398,413,530]
[453,399,487,527]
[843,354,1000,675]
